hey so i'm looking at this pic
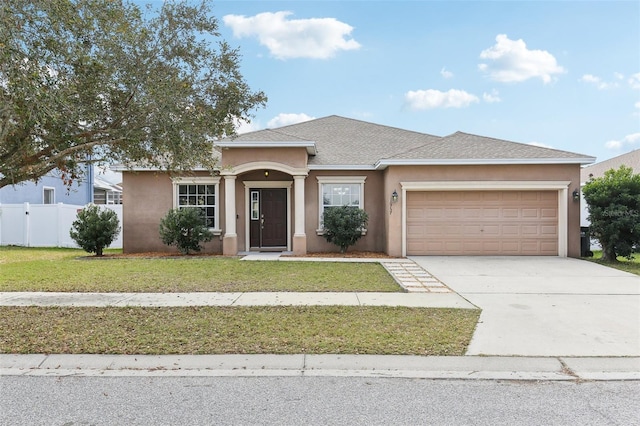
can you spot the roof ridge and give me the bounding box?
[383,134,443,160]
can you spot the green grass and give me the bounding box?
[0,306,479,356]
[0,247,400,292]
[586,250,640,276]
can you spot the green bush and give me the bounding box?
[582,165,640,261]
[70,204,121,256]
[159,208,213,254]
[322,206,369,253]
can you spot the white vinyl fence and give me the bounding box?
[0,203,123,249]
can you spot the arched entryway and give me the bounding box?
[221,161,308,255]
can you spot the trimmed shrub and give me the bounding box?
[582,165,640,261]
[70,204,121,256]
[322,206,369,253]
[159,208,213,254]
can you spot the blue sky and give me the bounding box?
[102,0,639,182]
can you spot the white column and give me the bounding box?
[558,187,568,257]
[292,175,307,255]
[224,175,237,236]
[294,175,306,236]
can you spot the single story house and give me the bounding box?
[117,115,595,257]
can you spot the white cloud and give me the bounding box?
[579,73,620,90]
[440,67,454,79]
[629,72,640,89]
[94,165,122,185]
[404,89,479,110]
[267,113,315,128]
[482,89,501,103]
[234,118,263,134]
[605,132,640,150]
[478,34,565,83]
[223,11,360,59]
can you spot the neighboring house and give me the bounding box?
[579,149,639,227]
[93,176,123,205]
[0,165,93,205]
[116,115,595,257]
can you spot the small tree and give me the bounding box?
[159,208,213,255]
[322,206,369,253]
[70,204,121,256]
[582,165,640,262]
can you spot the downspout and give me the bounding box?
[87,161,94,205]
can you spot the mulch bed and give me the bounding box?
[83,251,397,259]
[282,251,398,259]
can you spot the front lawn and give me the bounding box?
[0,306,480,356]
[587,250,640,276]
[0,247,400,292]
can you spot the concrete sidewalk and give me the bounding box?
[0,291,476,308]
[2,353,638,381]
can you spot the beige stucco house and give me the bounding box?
[118,115,595,257]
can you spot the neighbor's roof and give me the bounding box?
[223,115,595,169]
[580,149,640,182]
[93,176,122,192]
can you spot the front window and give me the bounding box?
[317,176,366,230]
[172,177,220,230]
[322,183,361,210]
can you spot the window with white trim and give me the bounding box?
[106,191,122,205]
[43,187,55,204]
[172,177,221,231]
[317,176,366,230]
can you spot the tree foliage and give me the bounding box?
[159,207,213,254]
[322,206,369,253]
[69,204,121,256]
[582,165,640,262]
[0,0,267,188]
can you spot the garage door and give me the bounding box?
[406,191,558,255]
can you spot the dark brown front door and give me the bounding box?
[249,188,287,248]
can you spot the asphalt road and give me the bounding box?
[1,376,638,425]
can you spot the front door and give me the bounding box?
[249,188,287,249]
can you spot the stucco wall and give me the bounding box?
[304,170,386,253]
[221,147,308,170]
[123,163,582,257]
[122,171,223,253]
[383,164,583,257]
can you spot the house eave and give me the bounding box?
[308,164,377,171]
[110,165,215,172]
[215,141,317,155]
[375,157,596,169]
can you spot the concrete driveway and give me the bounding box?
[410,256,640,357]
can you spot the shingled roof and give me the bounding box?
[223,115,595,168]
[580,149,639,182]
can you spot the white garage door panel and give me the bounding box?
[406,190,558,256]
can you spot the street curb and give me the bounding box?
[2,354,638,381]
